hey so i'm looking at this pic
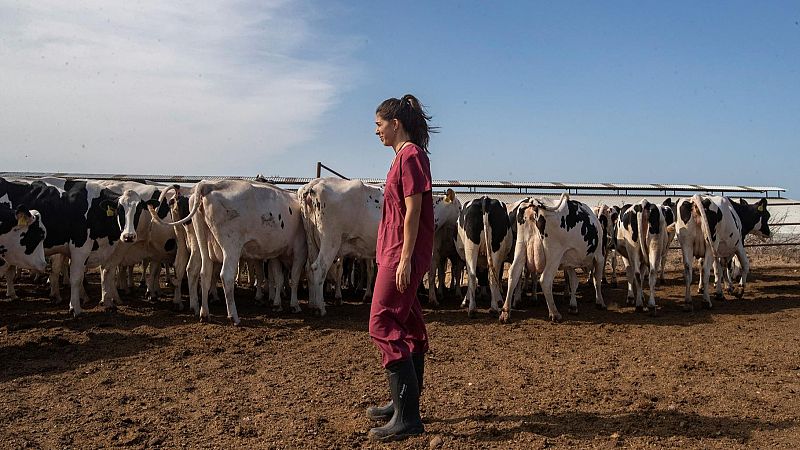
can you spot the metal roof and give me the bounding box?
[0,172,786,196]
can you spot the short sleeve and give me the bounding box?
[401,148,432,198]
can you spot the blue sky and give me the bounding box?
[2,1,799,196]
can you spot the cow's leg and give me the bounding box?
[487,253,505,317]
[5,267,18,300]
[622,257,635,305]
[711,257,725,301]
[268,259,284,312]
[609,250,618,287]
[146,261,162,300]
[592,256,606,310]
[49,255,64,302]
[681,247,694,312]
[250,260,265,304]
[696,257,705,295]
[186,245,202,316]
[100,265,117,311]
[333,261,343,303]
[219,247,243,326]
[363,259,376,302]
[68,250,91,317]
[721,258,736,295]
[138,259,150,290]
[633,257,644,312]
[645,251,659,316]
[118,265,129,295]
[427,252,439,306]
[734,247,750,299]
[700,251,713,309]
[540,262,562,322]
[308,239,341,314]
[462,245,480,317]
[565,268,579,315]
[287,250,304,314]
[172,241,189,311]
[500,240,527,323]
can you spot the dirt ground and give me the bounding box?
[1,260,799,449]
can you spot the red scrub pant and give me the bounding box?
[369,264,429,368]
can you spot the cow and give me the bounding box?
[0,177,123,315]
[657,198,678,283]
[615,200,672,315]
[152,180,306,325]
[500,193,606,323]
[455,196,513,318]
[591,203,620,286]
[298,178,383,316]
[675,195,768,311]
[428,188,462,306]
[0,206,48,279]
[712,197,771,296]
[93,181,183,310]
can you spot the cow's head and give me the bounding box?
[0,206,48,273]
[433,188,461,230]
[742,198,771,238]
[114,189,150,243]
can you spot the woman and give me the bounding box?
[367,94,436,442]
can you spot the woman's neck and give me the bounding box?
[393,137,411,154]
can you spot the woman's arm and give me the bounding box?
[396,192,422,292]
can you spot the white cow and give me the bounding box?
[428,188,462,306]
[0,207,48,278]
[154,180,307,325]
[500,194,606,323]
[298,178,383,316]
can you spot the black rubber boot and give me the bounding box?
[368,358,425,441]
[366,353,424,421]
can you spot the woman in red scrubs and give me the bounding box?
[367,94,436,441]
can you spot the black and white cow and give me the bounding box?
[0,206,47,278]
[715,197,771,295]
[500,194,606,323]
[154,180,306,325]
[615,200,672,315]
[0,177,123,315]
[657,198,677,283]
[455,196,513,317]
[592,203,620,286]
[428,189,462,306]
[675,195,769,310]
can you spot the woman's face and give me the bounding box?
[375,114,398,147]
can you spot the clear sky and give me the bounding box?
[2,1,799,196]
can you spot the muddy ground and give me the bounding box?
[1,262,799,449]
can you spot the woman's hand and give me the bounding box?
[396,258,411,293]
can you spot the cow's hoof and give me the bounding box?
[735,289,745,299]
[650,308,658,317]
[467,309,476,319]
[272,306,283,313]
[568,306,578,315]
[635,305,644,313]
[488,309,499,318]
[713,292,724,301]
[549,314,563,323]
[199,315,210,323]
[595,303,607,311]
[499,311,511,324]
[682,303,693,312]
[229,318,241,327]
[290,306,302,314]
[701,302,713,310]
[626,297,634,306]
[105,305,117,313]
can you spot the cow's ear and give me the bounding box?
[99,200,118,217]
[633,204,642,213]
[15,206,32,227]
[145,199,161,209]
[757,198,767,211]
[445,188,455,203]
[739,198,748,206]
[662,198,672,207]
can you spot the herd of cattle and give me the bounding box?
[0,176,772,325]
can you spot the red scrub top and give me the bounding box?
[376,143,434,273]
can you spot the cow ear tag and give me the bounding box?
[17,216,28,227]
[757,205,764,212]
[106,206,116,217]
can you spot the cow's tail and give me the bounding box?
[297,183,321,266]
[691,194,718,258]
[149,183,202,226]
[481,197,499,285]
[638,200,650,263]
